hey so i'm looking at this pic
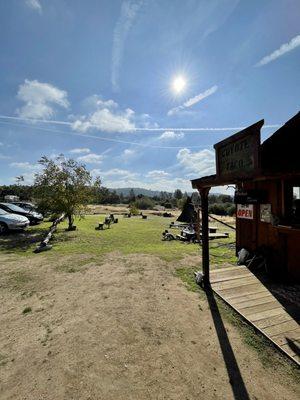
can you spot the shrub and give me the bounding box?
[129,205,140,215]
[133,197,155,210]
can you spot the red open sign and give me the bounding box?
[237,204,254,220]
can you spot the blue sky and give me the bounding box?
[0,0,299,192]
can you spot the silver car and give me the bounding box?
[0,208,30,234]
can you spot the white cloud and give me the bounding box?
[256,35,300,67]
[168,85,218,116]
[146,170,170,179]
[13,172,36,185]
[81,95,118,111]
[112,1,143,91]
[69,148,90,154]
[16,79,69,119]
[77,153,103,164]
[71,95,158,133]
[0,142,3,146]
[103,175,193,193]
[119,148,136,162]
[90,168,139,184]
[159,131,185,140]
[123,149,135,157]
[9,162,40,170]
[176,148,216,177]
[25,0,42,13]
[102,168,139,179]
[72,108,135,133]
[71,96,138,133]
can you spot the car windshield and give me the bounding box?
[2,203,27,212]
[0,209,8,215]
[17,203,32,210]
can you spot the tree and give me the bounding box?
[34,155,99,229]
[129,189,136,203]
[174,189,183,200]
[15,175,25,198]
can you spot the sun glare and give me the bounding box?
[172,75,186,94]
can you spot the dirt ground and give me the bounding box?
[0,252,299,400]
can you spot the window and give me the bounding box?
[284,182,300,224]
[292,186,300,218]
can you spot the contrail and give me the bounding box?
[0,120,213,150]
[0,115,281,133]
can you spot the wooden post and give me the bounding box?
[200,187,210,286]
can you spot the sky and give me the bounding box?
[0,0,299,193]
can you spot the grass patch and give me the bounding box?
[22,306,32,314]
[175,266,201,293]
[1,214,236,263]
[209,241,237,266]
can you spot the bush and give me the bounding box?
[209,203,228,216]
[129,205,140,215]
[225,204,236,216]
[208,202,236,216]
[133,197,155,210]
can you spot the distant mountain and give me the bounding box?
[109,187,166,197]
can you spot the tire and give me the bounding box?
[0,222,8,235]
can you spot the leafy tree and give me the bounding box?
[177,197,186,210]
[34,155,100,229]
[119,192,125,204]
[219,194,232,203]
[129,189,136,203]
[109,190,120,204]
[174,189,183,200]
[0,184,33,201]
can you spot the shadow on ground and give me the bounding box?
[0,228,47,252]
[205,288,251,400]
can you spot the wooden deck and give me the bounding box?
[210,266,300,366]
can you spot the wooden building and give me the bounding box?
[191,112,300,284]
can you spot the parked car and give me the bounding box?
[12,202,37,212]
[0,203,43,225]
[0,208,30,234]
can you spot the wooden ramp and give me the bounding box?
[210,266,300,366]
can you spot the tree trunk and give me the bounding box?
[67,214,74,229]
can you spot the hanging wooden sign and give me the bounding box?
[214,121,263,180]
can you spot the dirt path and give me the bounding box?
[0,252,299,399]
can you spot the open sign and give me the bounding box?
[237,204,254,219]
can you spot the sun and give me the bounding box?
[172,75,186,94]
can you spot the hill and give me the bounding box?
[110,187,166,197]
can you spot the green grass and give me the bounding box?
[175,267,201,292]
[0,214,236,263]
